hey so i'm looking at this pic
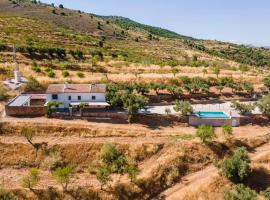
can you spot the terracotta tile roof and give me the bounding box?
[46,84,106,94]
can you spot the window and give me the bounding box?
[68,96,71,101]
[92,96,96,100]
[52,94,58,100]
[78,96,81,100]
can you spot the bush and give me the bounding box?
[47,70,55,78]
[43,151,63,170]
[31,65,41,73]
[0,188,17,200]
[173,100,193,118]
[0,84,8,101]
[222,125,233,138]
[62,70,69,77]
[196,125,216,143]
[261,187,270,199]
[76,71,84,78]
[257,94,270,117]
[224,184,256,200]
[219,147,251,182]
[231,101,255,115]
[21,168,39,189]
[53,166,73,191]
[21,127,35,148]
[24,76,44,91]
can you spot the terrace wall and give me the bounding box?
[189,116,241,127]
[5,106,46,117]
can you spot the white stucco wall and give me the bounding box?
[46,93,106,108]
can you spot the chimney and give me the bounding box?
[64,82,68,90]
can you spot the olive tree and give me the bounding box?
[219,147,251,182]
[96,144,139,189]
[173,100,193,118]
[224,184,256,200]
[196,125,216,143]
[21,168,39,190]
[21,127,35,148]
[257,94,270,117]
[53,166,73,192]
[121,92,148,123]
[231,101,255,115]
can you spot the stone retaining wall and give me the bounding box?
[5,106,46,117]
[189,116,241,127]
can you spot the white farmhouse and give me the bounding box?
[46,83,109,109]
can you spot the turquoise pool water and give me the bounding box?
[195,111,230,119]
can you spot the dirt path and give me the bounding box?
[158,142,270,200]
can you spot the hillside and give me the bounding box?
[0,0,269,69]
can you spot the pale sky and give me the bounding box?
[41,0,270,46]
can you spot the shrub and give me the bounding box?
[219,147,251,182]
[257,94,270,117]
[53,166,73,191]
[47,70,55,78]
[222,125,233,138]
[224,184,256,200]
[76,71,84,78]
[31,65,41,73]
[261,187,270,199]
[96,166,111,190]
[0,84,8,101]
[62,70,69,77]
[231,101,255,115]
[165,107,171,115]
[24,76,43,92]
[43,151,63,170]
[59,4,64,8]
[21,168,39,190]
[173,100,193,118]
[0,188,17,200]
[263,75,270,90]
[196,125,216,143]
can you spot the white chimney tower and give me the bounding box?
[64,81,68,90]
[13,45,21,83]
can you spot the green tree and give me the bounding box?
[224,184,256,200]
[21,168,39,190]
[219,147,251,182]
[257,94,270,117]
[263,75,270,90]
[76,71,84,78]
[46,102,64,118]
[96,166,111,190]
[231,101,255,115]
[121,92,148,123]
[165,107,171,115]
[53,166,73,192]
[196,125,216,143]
[62,70,69,77]
[173,100,193,118]
[213,65,221,78]
[239,64,249,73]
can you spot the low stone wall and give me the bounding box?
[5,106,46,117]
[189,116,241,127]
[82,111,128,120]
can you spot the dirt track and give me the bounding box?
[158,142,270,200]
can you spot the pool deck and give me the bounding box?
[141,101,261,116]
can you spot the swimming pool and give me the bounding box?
[195,111,230,119]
